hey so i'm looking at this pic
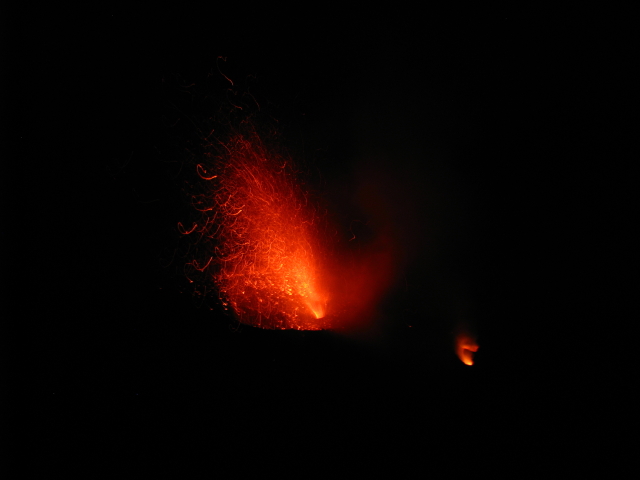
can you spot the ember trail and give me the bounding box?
[182,120,330,330]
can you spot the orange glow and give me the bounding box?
[455,333,479,366]
[183,122,330,330]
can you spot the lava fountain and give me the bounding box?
[181,120,330,330]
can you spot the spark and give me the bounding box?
[183,120,330,330]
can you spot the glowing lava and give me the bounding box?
[182,121,330,330]
[455,333,479,366]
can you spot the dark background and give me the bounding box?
[9,6,636,474]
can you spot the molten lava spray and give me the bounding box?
[182,121,330,330]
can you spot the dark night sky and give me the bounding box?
[9,6,636,474]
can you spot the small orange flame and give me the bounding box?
[455,334,479,366]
